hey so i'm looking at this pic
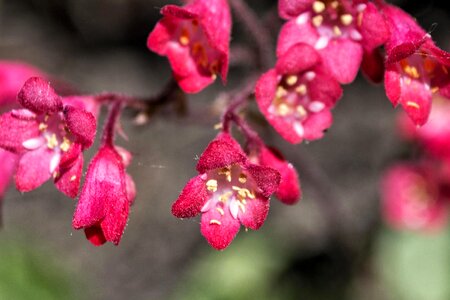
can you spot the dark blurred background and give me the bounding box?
[1,1,449,299]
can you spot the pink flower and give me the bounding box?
[382,4,450,126]
[398,96,450,160]
[255,43,342,144]
[0,61,46,108]
[250,146,301,205]
[277,0,388,84]
[381,162,449,231]
[172,133,280,250]
[0,77,97,197]
[72,144,134,246]
[147,0,231,93]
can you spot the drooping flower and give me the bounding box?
[147,0,231,93]
[72,101,135,246]
[381,162,449,231]
[0,77,97,197]
[255,43,342,144]
[277,0,388,84]
[249,145,301,205]
[382,4,450,126]
[398,96,450,160]
[172,133,280,250]
[72,145,133,246]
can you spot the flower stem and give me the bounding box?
[102,100,123,146]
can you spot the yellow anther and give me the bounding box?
[46,134,58,149]
[38,123,48,131]
[340,14,353,26]
[312,15,323,27]
[312,1,326,13]
[404,77,412,85]
[239,173,247,183]
[403,65,420,79]
[70,175,77,182]
[218,167,232,182]
[296,84,307,95]
[431,86,439,93]
[214,123,223,130]
[333,26,342,36]
[216,207,225,216]
[179,28,190,46]
[276,86,288,98]
[206,179,218,192]
[219,191,233,202]
[286,75,298,86]
[52,171,59,179]
[209,219,221,225]
[245,189,255,199]
[237,189,247,200]
[60,137,71,152]
[297,105,307,117]
[277,103,291,116]
[232,186,241,191]
[406,101,420,109]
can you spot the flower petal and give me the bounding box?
[64,105,96,149]
[17,77,62,113]
[15,146,53,192]
[172,175,208,218]
[245,164,280,197]
[55,153,83,198]
[237,196,270,230]
[0,111,39,153]
[200,204,240,250]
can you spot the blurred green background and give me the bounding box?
[1,0,449,299]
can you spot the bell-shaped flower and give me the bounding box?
[381,162,449,231]
[72,144,134,246]
[277,0,388,84]
[256,43,342,144]
[0,77,97,197]
[147,0,231,93]
[382,4,450,126]
[172,133,280,250]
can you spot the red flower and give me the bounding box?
[72,144,134,246]
[147,0,231,93]
[381,162,449,231]
[250,146,301,205]
[398,96,450,160]
[255,43,342,144]
[382,4,450,126]
[172,133,280,250]
[277,0,388,84]
[0,77,97,197]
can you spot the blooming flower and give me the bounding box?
[252,146,301,205]
[0,77,97,197]
[382,4,450,126]
[72,144,134,246]
[277,0,388,84]
[172,133,280,250]
[147,0,231,93]
[381,162,449,231]
[255,43,342,144]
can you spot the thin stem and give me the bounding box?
[229,0,273,70]
[101,100,123,146]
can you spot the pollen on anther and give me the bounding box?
[406,101,420,109]
[179,29,190,46]
[209,219,221,225]
[333,26,342,36]
[70,175,77,182]
[216,207,225,216]
[239,173,247,183]
[206,179,218,192]
[312,1,325,14]
[38,123,48,131]
[296,84,307,95]
[286,75,298,86]
[46,134,58,149]
[340,14,353,26]
[312,15,323,27]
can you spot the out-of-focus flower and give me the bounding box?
[0,77,97,197]
[277,0,388,84]
[381,162,449,231]
[382,4,450,126]
[398,96,450,160]
[172,133,280,250]
[147,0,231,93]
[256,43,342,144]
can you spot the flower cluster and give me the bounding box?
[381,96,450,231]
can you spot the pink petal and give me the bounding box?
[237,196,270,230]
[64,105,96,149]
[245,164,280,197]
[302,110,333,140]
[278,0,314,20]
[15,146,54,192]
[275,43,320,75]
[277,18,319,58]
[0,111,39,153]
[361,48,385,84]
[55,153,83,198]
[200,204,240,250]
[359,2,389,51]
[320,39,362,84]
[17,77,62,113]
[384,68,401,106]
[84,225,107,246]
[172,175,208,218]
[196,133,247,173]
